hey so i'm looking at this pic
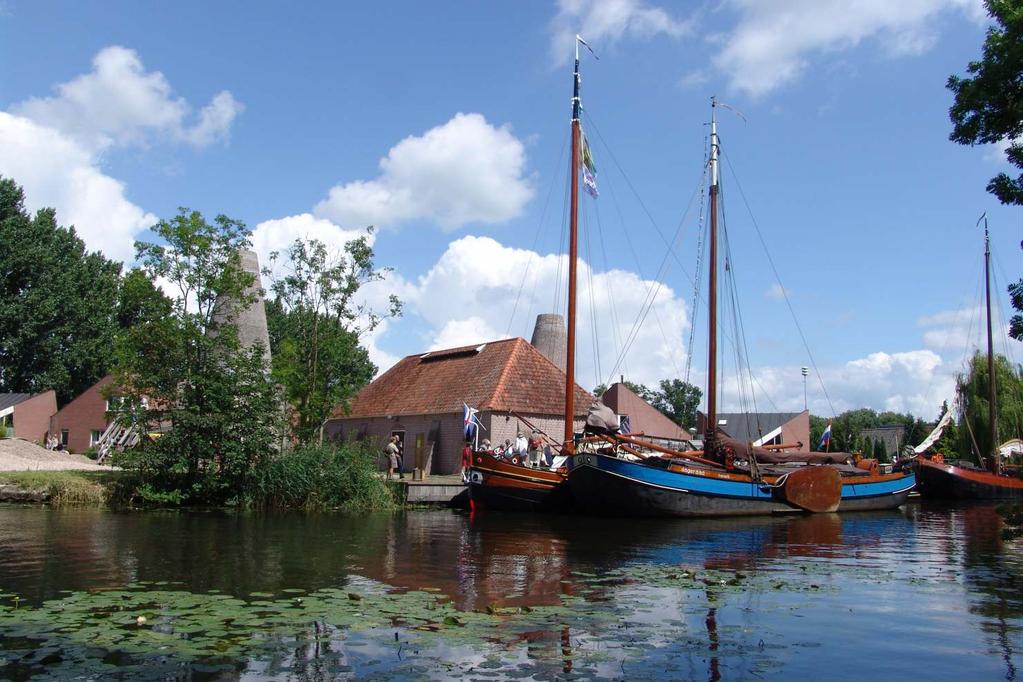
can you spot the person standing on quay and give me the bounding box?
[385,436,401,480]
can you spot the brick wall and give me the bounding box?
[326,411,588,474]
[781,411,811,452]
[326,413,464,475]
[484,412,585,451]
[12,391,57,443]
[50,376,114,453]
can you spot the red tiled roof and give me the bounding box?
[333,337,593,419]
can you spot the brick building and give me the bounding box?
[697,410,811,451]
[599,382,691,445]
[324,337,593,475]
[48,375,116,453]
[0,391,57,443]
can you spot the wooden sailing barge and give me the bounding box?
[466,37,592,512]
[565,99,916,517]
[914,217,1023,500]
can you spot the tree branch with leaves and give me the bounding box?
[265,231,402,443]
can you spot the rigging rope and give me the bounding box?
[684,133,710,387]
[507,129,570,336]
[581,201,603,386]
[722,150,838,417]
[719,177,764,437]
[552,147,573,319]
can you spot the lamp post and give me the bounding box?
[801,367,809,411]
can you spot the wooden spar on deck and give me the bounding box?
[705,98,720,455]
[563,37,583,451]
[595,433,723,469]
[509,410,560,449]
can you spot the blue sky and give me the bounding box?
[1,0,1020,419]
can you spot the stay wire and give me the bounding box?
[719,179,764,433]
[685,136,711,386]
[584,111,700,291]
[591,183,629,380]
[552,146,573,318]
[721,149,837,417]
[584,112,694,383]
[507,128,570,336]
[591,153,705,384]
[581,201,603,386]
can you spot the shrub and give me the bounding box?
[249,441,394,511]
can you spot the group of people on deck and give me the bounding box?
[461,429,553,479]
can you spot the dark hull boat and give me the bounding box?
[915,456,1023,500]
[911,217,1022,501]
[568,452,915,518]
[562,96,915,519]
[467,451,571,512]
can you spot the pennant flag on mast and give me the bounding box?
[581,133,598,198]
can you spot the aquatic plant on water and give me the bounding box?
[0,567,818,679]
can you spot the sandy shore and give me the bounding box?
[0,438,116,472]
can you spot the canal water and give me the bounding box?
[0,502,1020,680]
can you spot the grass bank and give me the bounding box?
[0,470,126,507]
[0,443,400,511]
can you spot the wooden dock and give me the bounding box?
[393,474,467,506]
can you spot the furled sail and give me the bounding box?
[913,407,953,454]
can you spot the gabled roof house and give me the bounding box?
[325,336,593,475]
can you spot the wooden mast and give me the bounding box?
[563,37,583,449]
[705,98,720,454]
[983,215,1000,475]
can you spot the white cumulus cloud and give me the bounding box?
[2,45,242,263]
[314,113,533,231]
[549,0,692,65]
[402,235,689,391]
[12,45,242,151]
[0,112,157,263]
[713,0,985,97]
[429,317,507,351]
[249,213,375,285]
[725,349,953,419]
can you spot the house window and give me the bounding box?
[60,430,69,446]
[90,430,104,447]
[105,397,125,412]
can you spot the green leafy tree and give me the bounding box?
[112,209,281,504]
[116,268,173,330]
[954,352,1023,464]
[650,379,702,429]
[874,438,889,463]
[0,177,122,403]
[948,1,1023,342]
[265,235,400,443]
[948,0,1023,205]
[1011,243,1023,340]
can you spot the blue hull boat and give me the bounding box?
[567,453,916,518]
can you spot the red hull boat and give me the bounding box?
[915,456,1023,500]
